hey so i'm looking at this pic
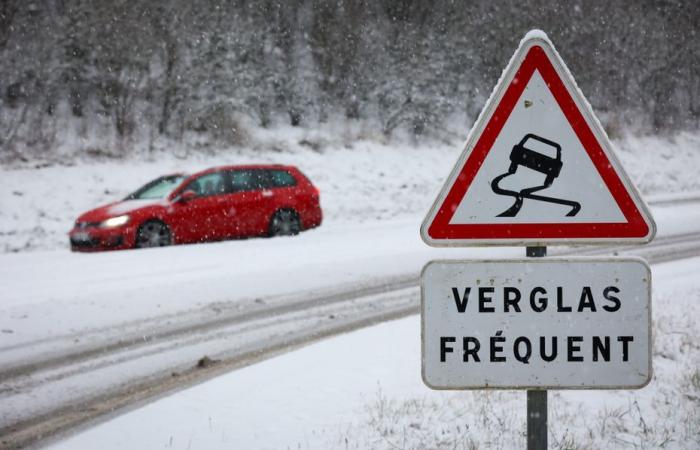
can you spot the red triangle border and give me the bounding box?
[427,45,650,241]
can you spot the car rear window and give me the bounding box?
[269,170,297,188]
[229,169,271,192]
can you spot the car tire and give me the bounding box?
[135,220,172,248]
[269,209,301,237]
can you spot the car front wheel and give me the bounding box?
[135,220,172,248]
[269,210,301,237]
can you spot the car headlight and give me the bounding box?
[100,215,130,228]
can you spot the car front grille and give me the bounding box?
[75,221,100,229]
[70,236,100,248]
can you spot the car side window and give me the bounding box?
[228,170,272,192]
[184,172,227,197]
[269,170,297,188]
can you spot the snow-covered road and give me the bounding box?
[1,198,700,448]
[43,255,700,450]
[2,197,699,351]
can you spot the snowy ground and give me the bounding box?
[1,201,699,363]
[46,255,700,450]
[1,198,699,447]
[1,129,700,253]
[2,128,700,448]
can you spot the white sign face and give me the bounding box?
[450,70,624,225]
[421,30,655,246]
[421,258,651,389]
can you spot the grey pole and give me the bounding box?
[526,245,547,450]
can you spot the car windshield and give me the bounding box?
[126,175,187,200]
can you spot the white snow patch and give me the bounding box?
[522,29,550,43]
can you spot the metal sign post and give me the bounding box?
[527,390,547,449]
[526,246,547,450]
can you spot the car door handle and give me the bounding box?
[261,190,274,198]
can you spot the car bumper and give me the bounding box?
[68,226,136,252]
[302,204,323,230]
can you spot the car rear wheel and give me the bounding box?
[269,209,301,237]
[136,220,172,248]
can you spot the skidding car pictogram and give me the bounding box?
[490,133,581,217]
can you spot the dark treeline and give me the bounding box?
[0,0,698,160]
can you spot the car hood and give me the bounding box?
[76,199,168,224]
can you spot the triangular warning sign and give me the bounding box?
[421,30,655,246]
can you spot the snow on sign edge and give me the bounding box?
[419,29,656,247]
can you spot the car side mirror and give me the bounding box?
[177,190,198,203]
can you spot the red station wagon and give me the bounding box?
[69,165,322,251]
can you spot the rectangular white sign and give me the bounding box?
[421,258,651,389]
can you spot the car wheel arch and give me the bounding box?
[135,219,174,248]
[268,208,302,236]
